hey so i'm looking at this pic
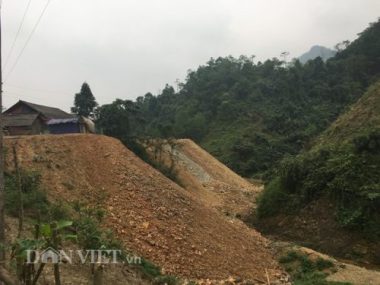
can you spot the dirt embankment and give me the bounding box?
[252,197,380,267]
[4,134,284,282]
[143,139,261,219]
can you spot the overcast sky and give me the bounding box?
[2,0,380,112]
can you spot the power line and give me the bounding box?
[4,0,52,82]
[3,0,33,70]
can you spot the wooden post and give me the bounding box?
[0,0,6,267]
[12,145,23,238]
[51,224,61,285]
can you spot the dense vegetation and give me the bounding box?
[97,19,380,178]
[5,170,68,221]
[257,82,380,239]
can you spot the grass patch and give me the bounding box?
[279,251,350,285]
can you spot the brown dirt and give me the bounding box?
[143,139,261,218]
[327,263,380,285]
[252,197,380,267]
[4,134,284,282]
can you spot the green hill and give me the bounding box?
[317,82,380,145]
[257,81,380,240]
[97,19,380,179]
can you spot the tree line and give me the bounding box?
[90,19,380,178]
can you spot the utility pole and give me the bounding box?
[0,0,5,266]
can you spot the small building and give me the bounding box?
[2,100,95,136]
[47,116,95,134]
[3,113,46,136]
[4,100,73,120]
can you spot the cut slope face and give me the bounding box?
[5,134,282,281]
[143,139,261,218]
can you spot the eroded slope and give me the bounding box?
[5,134,282,281]
[143,139,261,218]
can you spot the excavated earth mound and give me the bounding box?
[4,134,284,282]
[143,139,261,218]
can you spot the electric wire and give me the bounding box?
[3,0,33,70]
[4,0,52,82]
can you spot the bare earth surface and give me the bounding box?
[5,134,379,284]
[4,134,285,283]
[143,139,261,218]
[328,263,380,285]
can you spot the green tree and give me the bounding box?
[97,19,380,178]
[96,99,141,138]
[71,82,98,118]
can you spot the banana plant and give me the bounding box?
[11,220,76,285]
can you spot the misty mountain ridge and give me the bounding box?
[298,45,336,63]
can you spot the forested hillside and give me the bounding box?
[97,19,380,178]
[256,80,380,241]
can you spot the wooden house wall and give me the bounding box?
[6,119,45,136]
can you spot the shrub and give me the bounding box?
[256,132,380,239]
[315,258,334,271]
[256,178,289,218]
[73,205,120,250]
[279,251,348,285]
[353,130,380,153]
[153,275,178,285]
[137,258,162,279]
[279,250,299,264]
[5,171,49,219]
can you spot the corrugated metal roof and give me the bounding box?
[47,118,79,125]
[2,114,40,127]
[47,116,96,133]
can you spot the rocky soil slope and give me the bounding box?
[142,139,261,218]
[4,134,284,282]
